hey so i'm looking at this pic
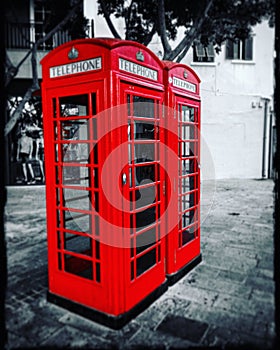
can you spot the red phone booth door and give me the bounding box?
[45,78,167,316]
[45,81,113,312]
[119,82,167,311]
[171,95,201,276]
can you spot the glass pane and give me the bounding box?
[135,185,156,210]
[133,96,154,118]
[60,119,89,140]
[136,206,156,229]
[64,233,92,256]
[96,263,100,282]
[181,125,195,140]
[53,98,57,118]
[135,164,155,184]
[59,94,88,117]
[136,248,157,277]
[91,93,97,115]
[64,254,93,280]
[95,240,100,259]
[226,40,234,59]
[130,261,134,280]
[181,159,195,175]
[181,176,195,192]
[61,143,89,163]
[182,209,195,228]
[136,226,157,254]
[181,194,195,212]
[182,228,195,246]
[134,122,156,139]
[62,166,89,185]
[181,106,195,122]
[134,143,155,163]
[233,41,240,59]
[195,43,206,57]
[244,37,253,60]
[64,211,91,233]
[63,188,90,211]
[127,95,131,116]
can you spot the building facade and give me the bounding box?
[5,0,89,185]
[5,0,275,184]
[85,0,275,180]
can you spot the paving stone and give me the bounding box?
[5,331,30,350]
[174,284,219,308]
[178,299,257,335]
[245,275,275,293]
[187,276,252,299]
[124,328,168,349]
[4,179,276,349]
[156,314,209,343]
[41,324,115,348]
[202,324,272,349]
[217,269,246,283]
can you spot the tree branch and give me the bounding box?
[143,23,157,46]
[5,51,32,87]
[5,0,84,136]
[98,0,122,39]
[34,0,84,49]
[164,0,214,61]
[5,47,39,136]
[5,0,83,88]
[4,89,35,136]
[157,0,172,57]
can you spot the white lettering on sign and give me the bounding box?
[119,58,158,81]
[49,57,102,78]
[172,76,196,93]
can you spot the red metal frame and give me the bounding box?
[163,61,201,283]
[41,40,202,327]
[41,38,168,324]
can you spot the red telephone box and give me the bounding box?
[40,38,168,328]
[163,61,202,284]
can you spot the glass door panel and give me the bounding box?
[126,94,162,280]
[53,90,101,284]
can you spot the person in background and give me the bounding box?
[17,128,36,184]
[35,129,45,183]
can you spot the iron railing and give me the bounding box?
[5,21,92,50]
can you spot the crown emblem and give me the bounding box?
[136,50,144,62]
[68,47,79,60]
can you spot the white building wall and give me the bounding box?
[81,2,275,180]
[84,3,274,179]
[183,21,274,179]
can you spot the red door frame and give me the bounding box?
[41,39,169,326]
[118,81,167,311]
[163,61,202,283]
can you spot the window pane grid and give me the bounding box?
[128,94,162,281]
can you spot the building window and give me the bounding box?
[193,43,215,63]
[226,37,253,61]
[34,0,52,49]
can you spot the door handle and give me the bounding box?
[122,173,127,185]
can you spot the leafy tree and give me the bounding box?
[97,0,275,61]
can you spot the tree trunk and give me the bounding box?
[98,0,121,39]
[157,0,172,57]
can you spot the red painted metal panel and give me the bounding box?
[163,61,201,278]
[41,39,167,319]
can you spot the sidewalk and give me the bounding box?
[4,178,276,349]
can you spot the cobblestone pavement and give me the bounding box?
[4,179,276,349]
